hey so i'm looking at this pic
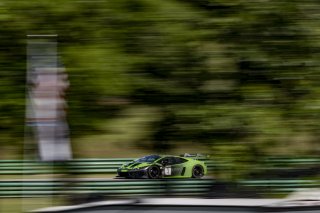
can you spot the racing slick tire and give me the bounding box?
[147,165,161,179]
[192,165,204,178]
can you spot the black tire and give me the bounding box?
[192,165,204,178]
[147,165,161,179]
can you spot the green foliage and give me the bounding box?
[0,0,319,179]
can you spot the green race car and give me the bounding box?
[117,154,207,179]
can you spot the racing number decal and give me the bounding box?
[164,166,172,175]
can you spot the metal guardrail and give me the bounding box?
[0,158,319,198]
[240,179,320,192]
[1,158,319,175]
[0,178,319,198]
[0,158,133,175]
[0,158,217,175]
[0,179,214,198]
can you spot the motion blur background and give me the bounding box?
[0,0,320,212]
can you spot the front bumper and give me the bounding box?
[117,168,148,178]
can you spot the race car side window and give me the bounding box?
[174,157,188,164]
[159,157,175,165]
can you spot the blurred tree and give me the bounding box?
[0,0,319,179]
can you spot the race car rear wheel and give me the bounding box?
[192,165,204,178]
[147,166,161,179]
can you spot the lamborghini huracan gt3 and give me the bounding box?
[117,154,207,179]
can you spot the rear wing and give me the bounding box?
[180,153,209,160]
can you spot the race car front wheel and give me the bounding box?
[192,165,204,178]
[148,166,161,179]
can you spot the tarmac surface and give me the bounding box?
[31,198,320,213]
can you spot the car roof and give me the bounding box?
[139,155,182,158]
[136,155,191,162]
[158,155,186,158]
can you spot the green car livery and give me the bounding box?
[117,154,207,179]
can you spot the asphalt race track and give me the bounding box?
[32,198,320,213]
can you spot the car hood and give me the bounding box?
[120,161,152,169]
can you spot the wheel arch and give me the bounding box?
[191,164,205,178]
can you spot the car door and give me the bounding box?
[171,157,188,177]
[159,157,175,177]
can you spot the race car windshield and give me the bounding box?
[135,155,161,163]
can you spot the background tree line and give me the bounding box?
[0,0,319,179]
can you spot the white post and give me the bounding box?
[26,35,72,162]
[23,35,72,211]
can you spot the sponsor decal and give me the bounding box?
[164,166,172,175]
